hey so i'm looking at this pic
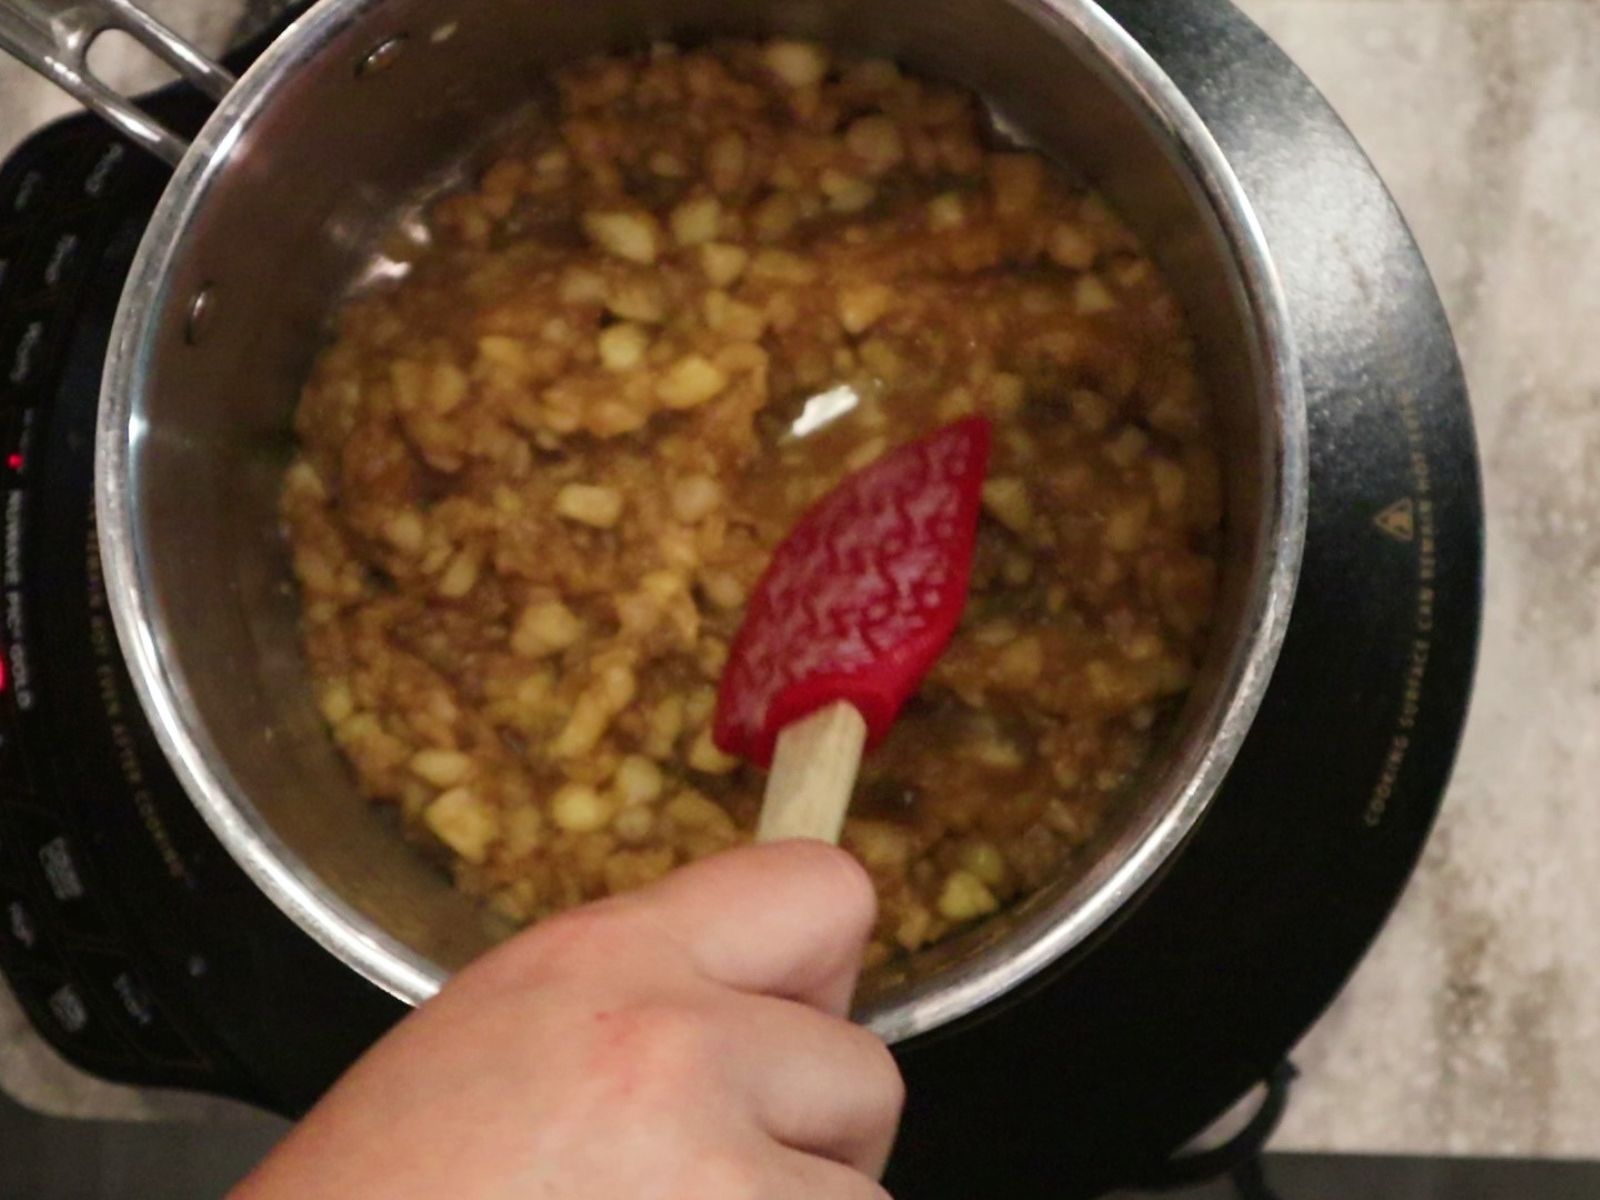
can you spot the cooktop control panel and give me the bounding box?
[0,110,405,1112]
[0,122,217,1087]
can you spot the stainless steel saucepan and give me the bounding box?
[0,0,1305,1043]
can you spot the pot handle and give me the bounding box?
[0,0,235,165]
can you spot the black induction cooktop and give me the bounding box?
[0,4,1481,1197]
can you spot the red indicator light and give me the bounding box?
[5,454,20,471]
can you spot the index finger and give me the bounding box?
[624,840,877,1016]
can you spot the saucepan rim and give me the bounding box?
[93,0,1307,1040]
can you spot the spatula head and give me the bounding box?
[714,417,992,768]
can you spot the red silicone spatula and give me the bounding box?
[714,416,993,844]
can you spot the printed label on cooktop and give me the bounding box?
[1364,390,1438,829]
[46,982,88,1034]
[6,319,43,387]
[39,835,85,902]
[6,898,36,949]
[82,144,124,200]
[84,526,195,888]
[3,488,30,709]
[1373,497,1415,543]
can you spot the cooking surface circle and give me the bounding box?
[0,5,1480,1196]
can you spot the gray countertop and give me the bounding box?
[0,0,1591,1159]
[1246,0,1597,1156]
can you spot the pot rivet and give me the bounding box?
[185,285,215,346]
[358,34,408,77]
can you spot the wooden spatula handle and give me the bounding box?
[756,701,868,845]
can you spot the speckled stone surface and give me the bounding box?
[0,0,1589,1155]
[1236,0,1599,1156]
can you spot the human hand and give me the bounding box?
[233,840,903,1199]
